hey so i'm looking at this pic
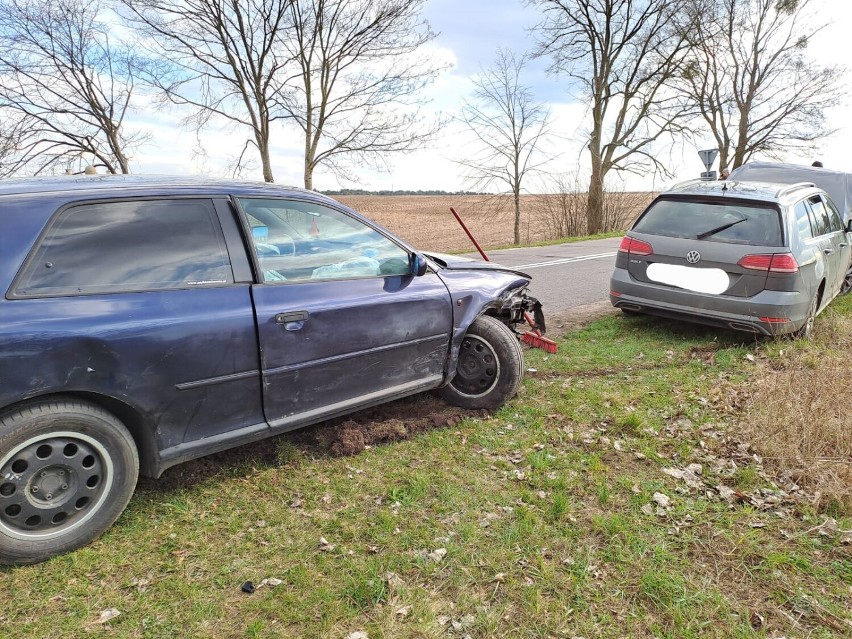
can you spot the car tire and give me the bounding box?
[439,315,524,410]
[841,267,852,295]
[793,291,820,340]
[0,398,138,565]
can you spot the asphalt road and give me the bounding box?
[461,237,623,313]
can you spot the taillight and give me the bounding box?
[618,236,653,256]
[737,253,799,273]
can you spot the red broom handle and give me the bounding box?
[450,207,490,262]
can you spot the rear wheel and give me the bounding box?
[439,315,524,410]
[841,267,852,295]
[0,399,138,565]
[793,291,820,340]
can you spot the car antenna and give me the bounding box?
[722,181,729,193]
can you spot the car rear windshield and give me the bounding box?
[632,198,784,247]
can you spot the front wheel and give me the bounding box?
[0,399,138,565]
[439,315,524,410]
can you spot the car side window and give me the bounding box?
[14,199,233,297]
[793,200,814,240]
[808,196,831,236]
[238,198,412,283]
[822,196,844,233]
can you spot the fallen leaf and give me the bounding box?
[428,548,447,562]
[318,537,336,552]
[345,632,369,639]
[258,577,283,588]
[652,492,671,508]
[717,485,735,502]
[384,572,404,589]
[814,517,839,537]
[94,608,121,624]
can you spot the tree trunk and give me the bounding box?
[513,187,521,246]
[304,158,313,190]
[259,141,274,183]
[587,138,604,235]
[587,113,604,234]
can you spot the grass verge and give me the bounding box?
[1,303,850,638]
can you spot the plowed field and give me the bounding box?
[335,193,650,251]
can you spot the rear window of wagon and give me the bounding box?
[632,197,784,247]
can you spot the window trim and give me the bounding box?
[822,195,845,233]
[9,196,238,299]
[793,198,816,240]
[807,195,833,237]
[231,195,414,286]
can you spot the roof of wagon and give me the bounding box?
[662,178,820,205]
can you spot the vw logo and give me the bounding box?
[686,250,701,264]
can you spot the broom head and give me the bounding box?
[521,331,558,353]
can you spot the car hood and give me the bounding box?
[424,252,531,279]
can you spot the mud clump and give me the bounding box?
[322,413,467,457]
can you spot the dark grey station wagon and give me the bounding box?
[0,175,543,564]
[610,180,852,337]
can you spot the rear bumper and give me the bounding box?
[609,267,811,336]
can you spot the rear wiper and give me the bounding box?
[697,217,747,239]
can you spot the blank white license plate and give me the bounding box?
[646,263,730,295]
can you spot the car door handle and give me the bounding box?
[823,248,834,255]
[840,243,848,248]
[275,311,309,329]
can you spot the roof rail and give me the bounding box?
[776,182,816,198]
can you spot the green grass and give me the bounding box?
[2,309,851,638]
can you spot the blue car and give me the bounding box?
[0,175,542,564]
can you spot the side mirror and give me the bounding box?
[410,253,429,277]
[846,218,852,233]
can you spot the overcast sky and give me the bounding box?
[130,0,851,192]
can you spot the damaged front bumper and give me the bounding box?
[498,287,546,334]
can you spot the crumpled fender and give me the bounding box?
[435,268,536,383]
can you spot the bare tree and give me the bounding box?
[279,0,445,190]
[682,0,842,171]
[0,0,144,175]
[531,0,693,234]
[121,0,292,182]
[0,112,26,176]
[456,49,551,246]
[540,172,651,239]
[540,173,587,239]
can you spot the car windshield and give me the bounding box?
[633,198,784,246]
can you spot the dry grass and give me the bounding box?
[336,193,650,251]
[740,303,852,514]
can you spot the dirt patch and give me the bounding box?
[541,300,617,338]
[290,395,488,457]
